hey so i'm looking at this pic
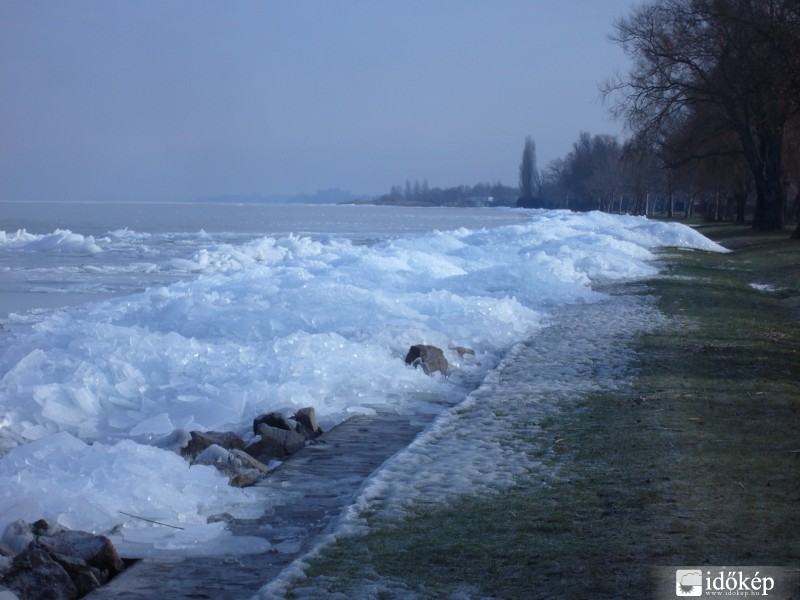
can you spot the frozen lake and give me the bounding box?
[0,201,530,317]
[0,201,726,559]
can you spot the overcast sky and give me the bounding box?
[0,1,635,202]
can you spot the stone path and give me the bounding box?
[85,412,433,600]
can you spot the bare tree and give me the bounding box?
[604,0,800,234]
[620,138,662,216]
[558,132,624,212]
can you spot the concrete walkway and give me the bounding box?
[85,412,433,600]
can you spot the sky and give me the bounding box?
[0,1,636,202]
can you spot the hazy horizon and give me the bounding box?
[1,1,634,203]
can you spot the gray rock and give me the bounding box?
[244,423,308,464]
[1,524,125,600]
[291,407,323,440]
[257,424,307,454]
[404,344,450,376]
[180,430,246,460]
[243,433,287,464]
[3,543,77,600]
[227,449,272,487]
[191,445,271,487]
[252,412,294,435]
[37,531,124,576]
[47,553,103,597]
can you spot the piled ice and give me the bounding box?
[0,210,726,557]
[0,431,270,558]
[0,229,102,254]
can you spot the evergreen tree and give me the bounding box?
[519,136,540,201]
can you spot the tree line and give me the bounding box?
[367,179,519,207]
[520,1,800,237]
[371,0,800,236]
[595,0,799,237]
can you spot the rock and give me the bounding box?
[191,445,271,487]
[1,520,69,559]
[0,524,124,600]
[243,433,287,464]
[37,531,124,576]
[245,423,308,464]
[404,344,450,376]
[180,430,246,460]
[47,553,103,597]
[227,449,272,487]
[252,411,294,435]
[257,424,307,454]
[3,543,77,600]
[228,448,271,471]
[291,407,322,440]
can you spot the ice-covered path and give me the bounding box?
[84,286,659,600]
[260,287,661,599]
[84,412,433,599]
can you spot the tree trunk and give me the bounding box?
[685,194,695,218]
[791,190,800,240]
[734,192,747,223]
[747,129,786,231]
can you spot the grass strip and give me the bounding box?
[293,225,800,599]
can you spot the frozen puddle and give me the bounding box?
[85,289,661,600]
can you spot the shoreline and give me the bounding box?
[270,226,800,599]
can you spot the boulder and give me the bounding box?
[256,424,307,454]
[291,407,323,440]
[252,412,294,435]
[37,531,124,576]
[244,433,287,464]
[244,423,308,464]
[0,522,124,600]
[3,543,77,600]
[191,445,271,487]
[404,344,450,376]
[180,430,246,460]
[45,553,103,597]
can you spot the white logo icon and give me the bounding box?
[676,570,703,596]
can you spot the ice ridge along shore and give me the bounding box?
[0,211,726,560]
